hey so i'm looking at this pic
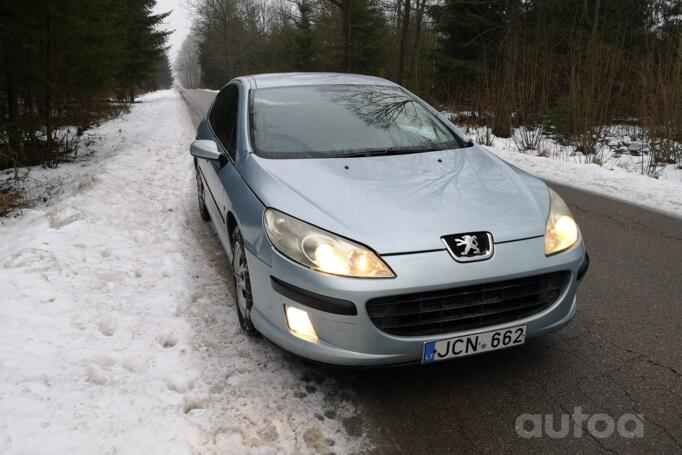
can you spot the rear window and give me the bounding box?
[249,84,465,158]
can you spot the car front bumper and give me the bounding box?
[247,236,587,366]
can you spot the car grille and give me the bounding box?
[366,272,568,336]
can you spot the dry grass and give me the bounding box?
[0,190,25,217]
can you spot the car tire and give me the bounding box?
[232,226,259,337]
[195,165,210,221]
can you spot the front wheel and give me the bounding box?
[232,226,259,337]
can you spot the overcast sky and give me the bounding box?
[154,0,192,63]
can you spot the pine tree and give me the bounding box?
[150,52,174,90]
[293,0,315,71]
[430,0,505,93]
[115,0,170,101]
[351,0,390,74]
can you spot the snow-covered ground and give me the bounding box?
[0,90,368,454]
[459,126,682,218]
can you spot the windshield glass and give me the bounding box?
[249,84,465,158]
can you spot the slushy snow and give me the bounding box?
[0,90,368,454]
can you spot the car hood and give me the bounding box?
[242,146,549,254]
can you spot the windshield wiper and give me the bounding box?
[341,146,438,158]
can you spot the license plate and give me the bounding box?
[422,325,526,363]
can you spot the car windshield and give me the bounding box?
[249,84,466,158]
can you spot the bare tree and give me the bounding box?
[175,34,202,88]
[493,0,520,138]
[325,0,353,71]
[396,0,410,84]
[408,0,427,86]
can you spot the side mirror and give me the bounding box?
[190,140,222,161]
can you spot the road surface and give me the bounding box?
[180,88,682,454]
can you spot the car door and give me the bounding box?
[200,84,241,255]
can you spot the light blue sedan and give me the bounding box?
[190,73,589,366]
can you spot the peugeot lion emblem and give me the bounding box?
[442,232,494,262]
[455,235,480,255]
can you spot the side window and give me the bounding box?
[208,85,239,162]
[208,90,227,142]
[223,86,239,161]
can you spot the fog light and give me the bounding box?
[285,306,319,344]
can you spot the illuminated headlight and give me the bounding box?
[285,306,318,343]
[545,188,579,255]
[263,208,395,278]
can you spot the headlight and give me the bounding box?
[545,188,579,255]
[263,208,395,278]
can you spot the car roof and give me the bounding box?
[238,72,398,90]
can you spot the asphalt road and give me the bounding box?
[180,88,682,454]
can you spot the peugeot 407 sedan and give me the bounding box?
[190,73,589,366]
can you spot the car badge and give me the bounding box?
[441,232,494,262]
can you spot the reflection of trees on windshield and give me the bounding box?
[252,84,461,157]
[330,87,418,129]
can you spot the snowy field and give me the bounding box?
[454,124,682,218]
[480,135,682,218]
[0,90,368,454]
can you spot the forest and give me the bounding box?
[0,0,172,175]
[176,0,681,171]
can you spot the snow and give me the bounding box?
[0,90,368,454]
[461,128,682,218]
